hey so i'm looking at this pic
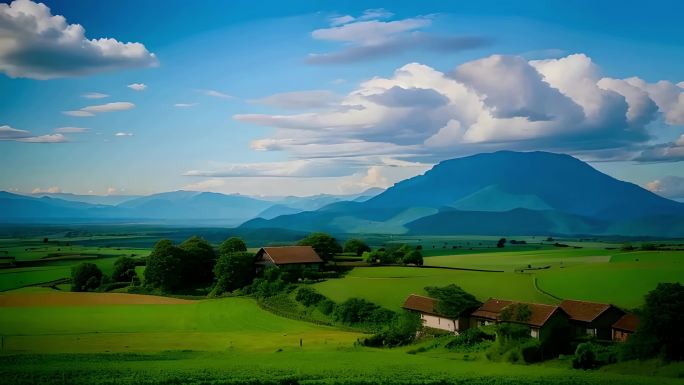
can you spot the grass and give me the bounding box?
[313,266,557,310]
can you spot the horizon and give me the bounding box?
[1,0,683,200]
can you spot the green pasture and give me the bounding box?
[313,267,556,310]
[0,257,121,291]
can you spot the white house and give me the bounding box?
[401,294,470,334]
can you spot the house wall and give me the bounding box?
[420,314,457,333]
[570,307,625,340]
[612,329,632,342]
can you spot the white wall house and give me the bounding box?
[402,294,470,335]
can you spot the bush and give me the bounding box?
[111,256,137,283]
[241,267,290,299]
[572,342,618,369]
[295,286,325,307]
[343,239,371,256]
[71,262,103,292]
[361,311,422,348]
[445,328,495,350]
[520,339,542,363]
[317,299,336,315]
[333,298,395,329]
[401,250,423,266]
[220,237,247,254]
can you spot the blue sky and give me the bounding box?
[1,0,683,198]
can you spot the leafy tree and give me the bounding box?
[213,251,254,294]
[363,311,422,347]
[220,237,247,255]
[71,262,103,292]
[343,238,371,256]
[627,282,684,361]
[295,286,326,307]
[179,236,216,288]
[333,298,394,327]
[401,250,423,266]
[144,239,185,292]
[425,284,481,319]
[112,256,137,283]
[500,303,532,323]
[497,238,507,248]
[297,232,342,261]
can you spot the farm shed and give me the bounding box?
[559,300,625,340]
[255,246,324,273]
[612,313,640,342]
[401,294,472,334]
[470,298,570,339]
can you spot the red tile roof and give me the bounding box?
[471,298,563,328]
[559,300,617,322]
[612,313,640,332]
[257,246,323,265]
[402,294,440,315]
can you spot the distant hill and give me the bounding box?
[240,151,684,237]
[30,192,141,206]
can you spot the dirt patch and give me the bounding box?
[0,292,196,307]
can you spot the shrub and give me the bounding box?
[343,239,371,256]
[295,286,325,307]
[445,328,495,350]
[333,298,395,328]
[572,342,618,369]
[71,262,103,292]
[401,250,423,266]
[520,339,543,363]
[317,299,336,315]
[111,256,137,283]
[362,311,422,347]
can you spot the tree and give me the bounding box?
[500,303,532,323]
[213,251,254,295]
[71,262,103,292]
[220,237,247,255]
[297,232,342,261]
[628,282,684,361]
[179,236,216,288]
[425,284,481,319]
[497,238,507,248]
[112,256,137,282]
[401,250,423,266]
[343,239,371,256]
[144,239,185,292]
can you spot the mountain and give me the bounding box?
[240,151,684,237]
[29,192,141,206]
[254,188,385,220]
[0,191,122,221]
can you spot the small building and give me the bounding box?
[559,300,625,340]
[612,313,640,342]
[470,298,569,339]
[255,246,324,273]
[401,294,472,334]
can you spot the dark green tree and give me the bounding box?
[144,239,185,292]
[71,262,103,292]
[213,251,254,294]
[111,256,137,282]
[425,284,481,319]
[401,250,423,266]
[628,282,684,361]
[497,238,507,248]
[343,239,371,256]
[179,236,216,288]
[297,232,342,261]
[220,237,247,255]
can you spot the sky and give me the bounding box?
[1,0,684,199]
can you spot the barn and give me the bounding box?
[559,300,625,340]
[254,246,324,273]
[401,294,473,334]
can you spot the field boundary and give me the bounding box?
[533,276,564,301]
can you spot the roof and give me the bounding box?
[257,246,323,265]
[471,298,563,328]
[559,300,620,323]
[402,294,440,316]
[612,313,640,332]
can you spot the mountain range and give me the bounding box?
[2,151,683,237]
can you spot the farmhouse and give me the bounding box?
[612,313,640,342]
[402,294,472,334]
[559,300,625,340]
[254,246,324,273]
[470,298,569,339]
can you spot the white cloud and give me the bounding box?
[635,134,684,162]
[253,90,340,109]
[63,102,135,117]
[32,186,61,194]
[115,132,133,137]
[0,0,158,79]
[127,83,147,91]
[308,12,489,64]
[234,53,683,168]
[201,89,232,98]
[174,103,197,108]
[54,127,89,133]
[0,124,66,143]
[81,92,109,99]
[16,133,66,143]
[645,176,684,199]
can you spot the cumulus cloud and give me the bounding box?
[174,103,197,108]
[635,135,684,162]
[308,11,490,64]
[0,0,158,79]
[646,176,684,200]
[234,53,683,168]
[32,186,61,194]
[0,124,67,143]
[114,132,133,137]
[63,102,135,117]
[54,127,89,133]
[127,83,147,91]
[253,90,340,109]
[81,92,109,99]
